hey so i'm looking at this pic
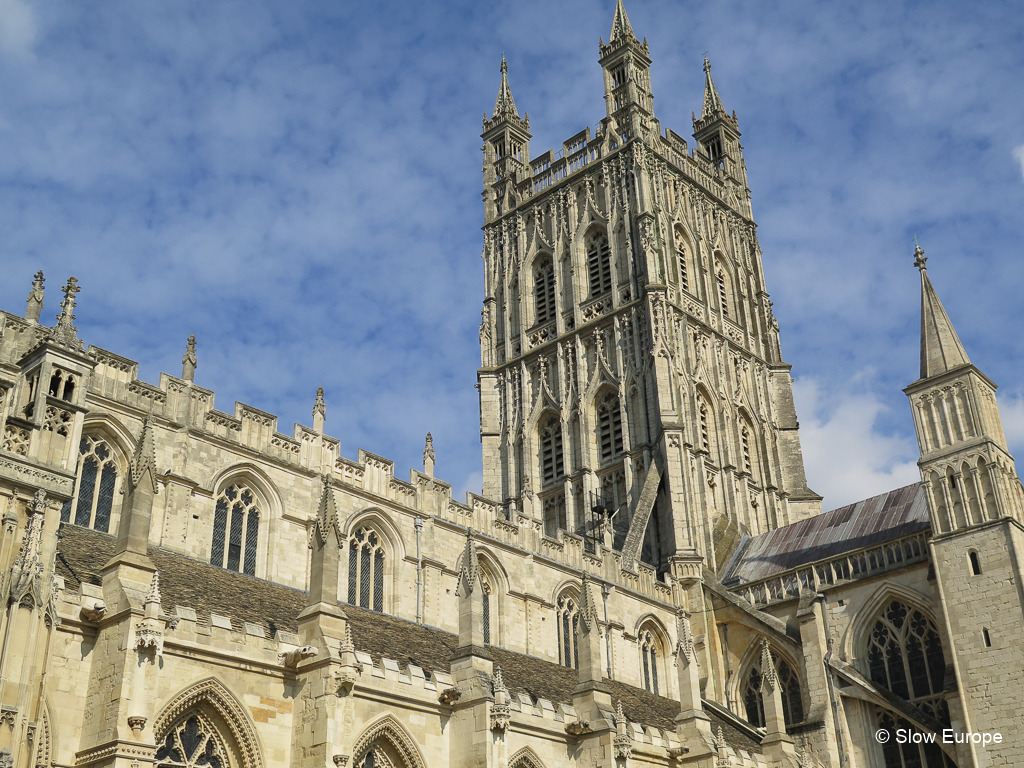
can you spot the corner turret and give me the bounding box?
[482,57,531,223]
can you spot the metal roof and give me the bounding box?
[722,483,930,586]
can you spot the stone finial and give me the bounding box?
[25,270,44,323]
[52,277,83,350]
[457,528,479,597]
[577,572,599,632]
[676,609,695,662]
[759,638,778,693]
[145,572,161,606]
[914,242,927,270]
[423,432,435,477]
[181,335,197,382]
[313,386,326,434]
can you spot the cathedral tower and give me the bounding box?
[905,245,1024,765]
[477,0,820,580]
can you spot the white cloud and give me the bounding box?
[1014,144,1024,182]
[998,390,1024,459]
[793,377,920,512]
[0,0,35,58]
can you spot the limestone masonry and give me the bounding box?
[1,2,1022,767]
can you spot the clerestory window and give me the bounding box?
[639,628,660,694]
[61,436,119,533]
[348,527,385,612]
[743,651,804,727]
[210,484,260,576]
[557,593,579,669]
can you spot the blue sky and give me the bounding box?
[1,0,1022,511]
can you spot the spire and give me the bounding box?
[701,56,726,118]
[52,276,83,350]
[916,244,970,379]
[609,0,637,43]
[313,386,326,433]
[25,270,44,323]
[182,334,197,382]
[492,57,520,122]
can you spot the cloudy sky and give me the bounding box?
[0,0,1021,511]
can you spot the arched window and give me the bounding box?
[482,574,492,645]
[876,710,955,768]
[638,628,661,694]
[697,397,712,453]
[740,426,752,473]
[348,527,385,612]
[597,393,624,461]
[969,551,982,575]
[534,257,556,325]
[210,484,260,576]
[556,593,579,669]
[539,417,565,485]
[716,269,730,316]
[155,713,229,768]
[62,436,119,533]
[743,651,804,727]
[867,600,946,717]
[586,231,612,297]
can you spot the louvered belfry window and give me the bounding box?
[534,258,556,325]
[677,244,689,291]
[540,418,565,485]
[597,394,624,461]
[62,437,119,533]
[209,484,259,576]
[348,527,385,612]
[586,231,612,297]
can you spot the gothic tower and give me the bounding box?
[905,245,1024,766]
[477,0,820,581]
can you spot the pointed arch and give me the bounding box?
[553,582,581,669]
[153,677,264,768]
[64,424,131,534]
[351,714,427,768]
[509,746,546,768]
[634,615,670,696]
[454,545,509,646]
[733,637,804,728]
[343,508,406,614]
[845,582,939,663]
[32,696,56,768]
[672,225,695,294]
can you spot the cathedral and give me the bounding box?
[1,2,1022,767]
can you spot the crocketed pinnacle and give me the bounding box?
[701,56,726,118]
[759,638,778,692]
[609,0,637,43]
[578,572,600,631]
[492,57,520,121]
[916,244,970,379]
[130,415,158,490]
[457,528,480,596]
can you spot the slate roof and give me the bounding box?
[55,524,762,753]
[722,483,930,586]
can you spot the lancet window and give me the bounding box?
[348,526,385,612]
[534,257,556,325]
[155,714,228,768]
[597,393,624,462]
[638,628,661,694]
[717,269,730,316]
[482,574,492,645]
[586,231,612,297]
[210,484,260,576]
[61,436,119,533]
[743,652,804,727]
[698,400,711,452]
[676,242,689,292]
[556,593,579,669]
[741,425,753,474]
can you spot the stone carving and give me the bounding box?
[490,667,511,732]
[25,270,44,323]
[52,276,84,350]
[127,715,146,737]
[438,687,461,705]
[280,645,318,668]
[613,700,633,759]
[80,599,107,623]
[182,334,198,382]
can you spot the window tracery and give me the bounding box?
[61,436,119,533]
[348,527,385,612]
[210,484,260,576]
[155,714,228,768]
[742,651,803,727]
[556,593,579,669]
[638,628,660,694]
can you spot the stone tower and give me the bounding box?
[476,0,820,579]
[905,244,1024,766]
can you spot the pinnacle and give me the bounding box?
[917,245,970,379]
[700,56,726,119]
[491,56,520,122]
[609,0,637,43]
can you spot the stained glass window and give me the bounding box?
[209,484,259,576]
